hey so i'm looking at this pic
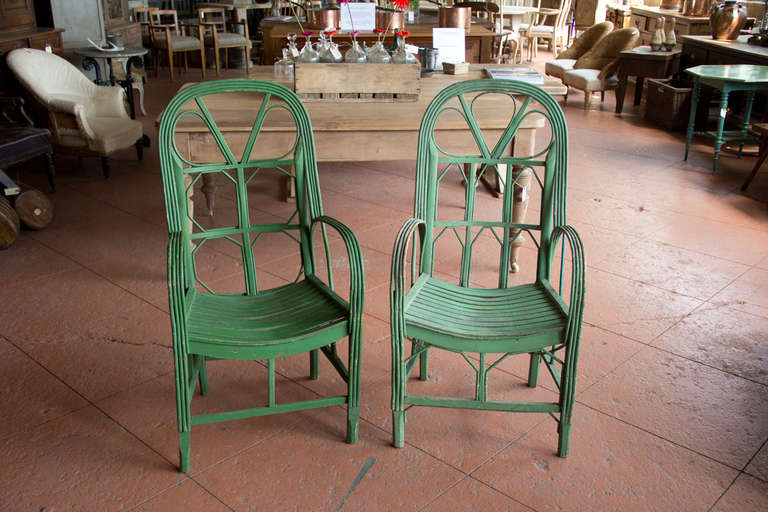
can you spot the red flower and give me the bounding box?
[373,28,386,34]
[396,30,410,38]
[324,30,336,35]
[393,0,410,10]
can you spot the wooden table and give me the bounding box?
[684,64,768,172]
[681,35,768,68]
[259,18,499,65]
[615,45,681,114]
[171,64,566,271]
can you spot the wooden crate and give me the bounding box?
[294,63,421,102]
[645,78,691,131]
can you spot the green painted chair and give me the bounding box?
[390,79,585,456]
[159,79,364,473]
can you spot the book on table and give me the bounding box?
[484,67,544,84]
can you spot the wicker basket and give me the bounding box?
[645,78,692,131]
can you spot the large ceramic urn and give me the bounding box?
[710,0,747,40]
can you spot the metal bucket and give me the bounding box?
[438,7,471,31]
[306,8,341,30]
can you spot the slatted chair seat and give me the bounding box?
[404,279,566,346]
[188,281,348,349]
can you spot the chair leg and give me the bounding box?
[176,353,193,473]
[184,52,188,74]
[135,139,144,161]
[600,91,605,103]
[583,92,590,109]
[167,49,174,81]
[528,352,541,387]
[419,349,429,381]
[346,324,362,444]
[392,333,407,448]
[309,349,319,379]
[214,43,221,76]
[100,156,110,179]
[743,135,768,191]
[225,48,229,71]
[245,43,251,74]
[43,152,55,192]
[134,81,147,116]
[179,430,191,473]
[197,355,210,395]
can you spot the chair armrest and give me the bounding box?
[390,217,427,334]
[310,215,365,320]
[548,224,585,332]
[47,97,98,143]
[598,58,620,80]
[168,231,191,324]
[90,85,130,119]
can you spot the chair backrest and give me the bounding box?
[198,7,228,34]
[150,9,181,36]
[455,2,499,26]
[557,20,613,60]
[133,6,159,40]
[7,48,97,107]
[573,27,639,73]
[413,79,568,288]
[158,79,328,296]
[532,0,572,31]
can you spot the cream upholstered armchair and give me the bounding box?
[7,48,145,179]
[545,21,613,80]
[561,27,640,109]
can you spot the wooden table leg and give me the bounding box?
[615,68,628,114]
[201,174,217,216]
[633,76,644,106]
[509,130,535,273]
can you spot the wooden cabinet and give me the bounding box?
[0,0,63,56]
[629,7,709,49]
[0,0,37,33]
[105,19,142,46]
[606,4,632,29]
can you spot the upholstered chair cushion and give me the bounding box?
[573,28,639,72]
[558,21,613,60]
[545,58,576,79]
[153,34,201,50]
[205,32,247,46]
[562,69,619,93]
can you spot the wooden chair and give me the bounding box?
[523,0,573,61]
[158,79,365,473]
[743,122,768,192]
[149,9,206,81]
[0,96,55,192]
[390,80,585,456]
[198,7,251,75]
[132,6,158,48]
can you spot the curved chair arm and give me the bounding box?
[597,57,620,80]
[310,215,365,320]
[47,97,97,145]
[167,231,191,342]
[90,85,130,119]
[390,217,427,339]
[548,225,586,328]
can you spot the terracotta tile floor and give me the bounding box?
[1,51,767,511]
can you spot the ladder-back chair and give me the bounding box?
[149,9,206,80]
[159,79,365,472]
[198,7,251,76]
[390,79,585,456]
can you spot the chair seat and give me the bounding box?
[544,58,576,79]
[530,25,555,35]
[154,34,201,50]
[205,32,247,46]
[188,280,348,350]
[86,117,143,154]
[0,126,51,167]
[404,278,566,350]
[562,68,619,92]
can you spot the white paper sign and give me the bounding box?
[340,3,376,33]
[432,27,465,66]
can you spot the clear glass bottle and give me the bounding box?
[344,39,367,63]
[391,35,416,64]
[367,41,391,63]
[298,38,320,63]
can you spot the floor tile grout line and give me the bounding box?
[468,476,541,512]
[706,472,741,512]
[186,478,237,512]
[578,401,747,473]
[415,474,474,512]
[740,436,768,477]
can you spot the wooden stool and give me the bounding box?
[743,122,768,191]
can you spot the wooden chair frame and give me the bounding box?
[524,0,573,61]
[149,9,206,81]
[198,7,251,76]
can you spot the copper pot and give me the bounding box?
[305,8,341,30]
[438,6,471,31]
[660,0,682,9]
[375,10,405,31]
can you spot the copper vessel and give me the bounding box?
[660,0,682,9]
[375,10,406,31]
[305,8,341,30]
[681,0,713,16]
[438,6,472,31]
[710,0,747,40]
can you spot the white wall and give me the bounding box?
[52,0,106,48]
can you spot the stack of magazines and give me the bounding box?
[484,67,544,84]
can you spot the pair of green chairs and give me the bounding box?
[159,78,585,473]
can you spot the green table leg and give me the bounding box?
[684,78,701,162]
[739,90,757,158]
[713,88,730,173]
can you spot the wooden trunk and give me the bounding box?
[14,189,53,230]
[0,195,20,249]
[294,63,421,102]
